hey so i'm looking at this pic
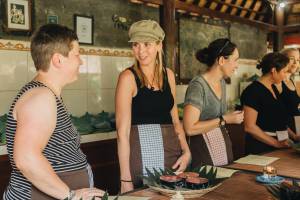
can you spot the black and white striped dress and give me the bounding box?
[3,81,88,200]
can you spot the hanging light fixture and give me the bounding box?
[267,0,287,9]
[279,1,286,8]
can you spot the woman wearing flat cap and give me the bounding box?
[116,19,191,193]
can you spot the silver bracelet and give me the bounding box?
[70,190,76,200]
[65,190,75,200]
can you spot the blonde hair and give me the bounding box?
[132,41,165,90]
[280,48,299,56]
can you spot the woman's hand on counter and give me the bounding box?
[172,151,191,173]
[223,111,244,124]
[274,140,290,149]
[121,181,134,194]
[293,135,300,142]
[72,188,105,200]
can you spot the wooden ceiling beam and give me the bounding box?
[220,0,233,13]
[283,24,300,32]
[175,0,278,31]
[240,0,253,18]
[129,0,163,5]
[130,0,267,15]
[230,0,243,15]
[209,1,218,10]
[249,1,262,20]
[198,0,207,7]
[129,0,277,31]
[213,0,267,15]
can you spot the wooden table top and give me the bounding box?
[226,149,300,179]
[128,173,274,200]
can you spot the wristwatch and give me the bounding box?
[219,115,226,126]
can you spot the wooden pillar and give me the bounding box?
[160,0,177,76]
[273,5,284,51]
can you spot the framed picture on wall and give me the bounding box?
[74,14,94,45]
[4,0,32,32]
[47,15,59,24]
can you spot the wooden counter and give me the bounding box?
[226,148,300,179]
[128,173,273,200]
[0,123,247,196]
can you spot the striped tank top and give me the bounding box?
[4,81,88,200]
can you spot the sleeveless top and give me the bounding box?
[280,80,300,116]
[275,80,300,132]
[129,67,174,125]
[4,81,88,200]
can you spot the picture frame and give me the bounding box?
[47,15,58,24]
[4,0,32,32]
[74,14,94,45]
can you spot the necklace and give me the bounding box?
[144,70,156,90]
[149,75,155,90]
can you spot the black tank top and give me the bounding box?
[281,81,300,116]
[129,67,174,125]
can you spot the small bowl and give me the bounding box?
[160,175,184,188]
[256,174,284,184]
[186,177,209,190]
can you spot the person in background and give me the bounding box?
[116,20,191,193]
[3,24,104,200]
[274,48,300,136]
[241,52,293,154]
[183,38,244,168]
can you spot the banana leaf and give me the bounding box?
[143,165,226,190]
[267,181,300,200]
[266,184,280,199]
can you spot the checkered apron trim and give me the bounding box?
[203,127,228,166]
[137,124,165,175]
[86,164,94,188]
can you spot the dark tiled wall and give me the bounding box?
[0,0,267,80]
[0,0,159,48]
[179,16,267,79]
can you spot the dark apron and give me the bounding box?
[31,168,89,200]
[129,124,182,188]
[189,129,233,168]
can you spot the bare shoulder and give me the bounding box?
[14,87,58,146]
[118,69,135,83]
[166,67,175,77]
[165,67,176,84]
[117,69,137,92]
[16,87,56,115]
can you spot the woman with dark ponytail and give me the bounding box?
[241,52,292,154]
[183,38,244,167]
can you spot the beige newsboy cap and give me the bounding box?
[128,20,165,42]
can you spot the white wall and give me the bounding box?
[0,39,133,116]
[0,39,259,116]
